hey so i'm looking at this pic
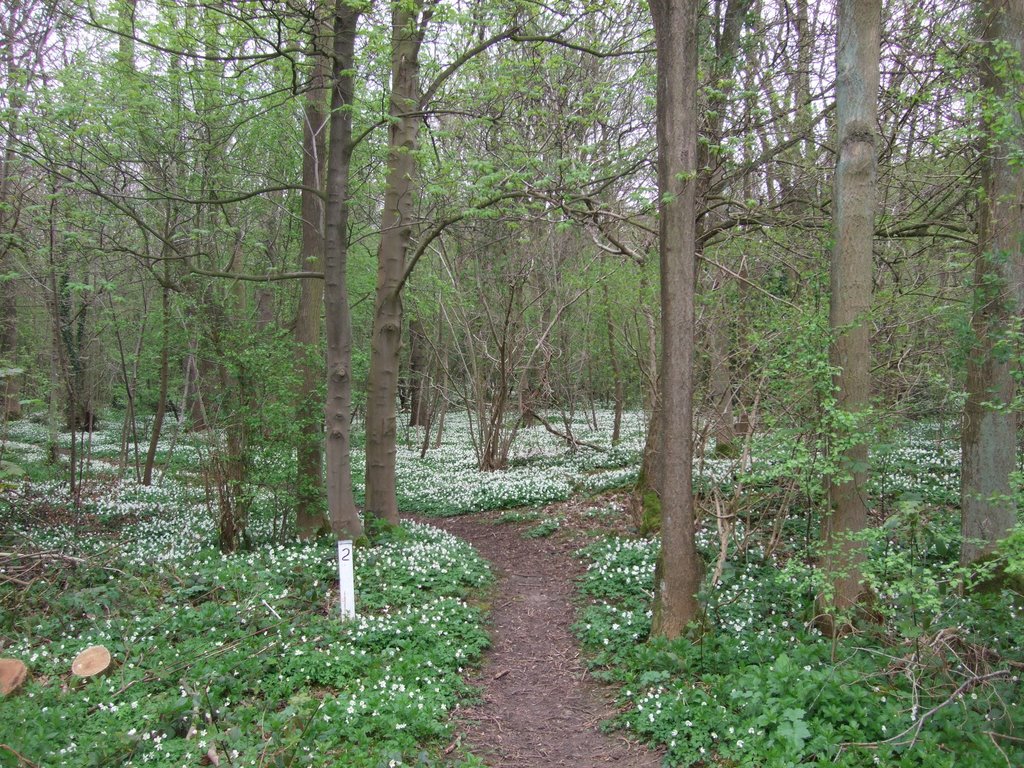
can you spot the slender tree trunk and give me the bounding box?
[294,14,331,539]
[108,289,146,481]
[961,0,1023,566]
[649,0,702,639]
[633,270,661,525]
[182,344,206,430]
[602,284,624,445]
[0,183,18,417]
[0,301,16,419]
[698,0,751,458]
[822,0,880,621]
[1,22,24,422]
[323,0,362,541]
[44,177,79,490]
[143,273,170,485]
[709,303,737,456]
[432,312,448,449]
[408,318,429,427]
[364,0,430,525]
[216,232,250,553]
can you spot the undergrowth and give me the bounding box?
[574,512,1024,767]
[0,480,491,768]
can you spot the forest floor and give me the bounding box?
[416,499,664,768]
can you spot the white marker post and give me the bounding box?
[337,540,355,620]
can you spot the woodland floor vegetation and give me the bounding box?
[1,411,1023,767]
[1,417,496,768]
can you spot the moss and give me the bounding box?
[358,514,406,546]
[713,439,740,458]
[639,489,661,535]
[967,555,1024,597]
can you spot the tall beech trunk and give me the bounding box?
[323,0,362,541]
[364,0,431,526]
[961,0,1023,566]
[649,0,702,639]
[822,0,880,621]
[294,16,331,539]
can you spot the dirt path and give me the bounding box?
[421,510,664,768]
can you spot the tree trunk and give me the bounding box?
[698,0,751,459]
[602,284,624,445]
[323,0,362,542]
[0,17,25,422]
[364,0,430,526]
[408,318,429,427]
[217,235,250,553]
[633,272,661,532]
[142,276,170,485]
[0,301,17,419]
[184,344,208,431]
[709,302,737,456]
[0,212,18,418]
[961,0,1023,566]
[294,13,331,539]
[649,0,703,639]
[822,0,880,621]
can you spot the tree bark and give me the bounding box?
[961,0,1023,566]
[184,344,208,431]
[649,0,703,639]
[602,284,624,445]
[323,0,362,542]
[294,12,331,539]
[408,317,430,427]
[364,0,430,526]
[822,0,880,620]
[633,269,662,528]
[0,134,18,417]
[142,273,169,486]
[709,307,737,456]
[0,1,40,423]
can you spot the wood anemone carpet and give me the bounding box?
[419,510,663,768]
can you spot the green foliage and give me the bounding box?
[574,511,1024,767]
[496,509,541,524]
[384,412,645,517]
[0,481,491,768]
[998,525,1024,580]
[0,460,25,489]
[523,516,561,538]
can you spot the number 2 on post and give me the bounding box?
[337,541,355,619]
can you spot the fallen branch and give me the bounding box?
[0,743,39,767]
[521,410,605,452]
[841,668,1018,752]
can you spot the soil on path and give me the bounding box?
[420,509,664,768]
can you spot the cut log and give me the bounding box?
[0,658,29,695]
[71,645,113,678]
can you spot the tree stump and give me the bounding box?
[71,645,113,678]
[0,658,29,695]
